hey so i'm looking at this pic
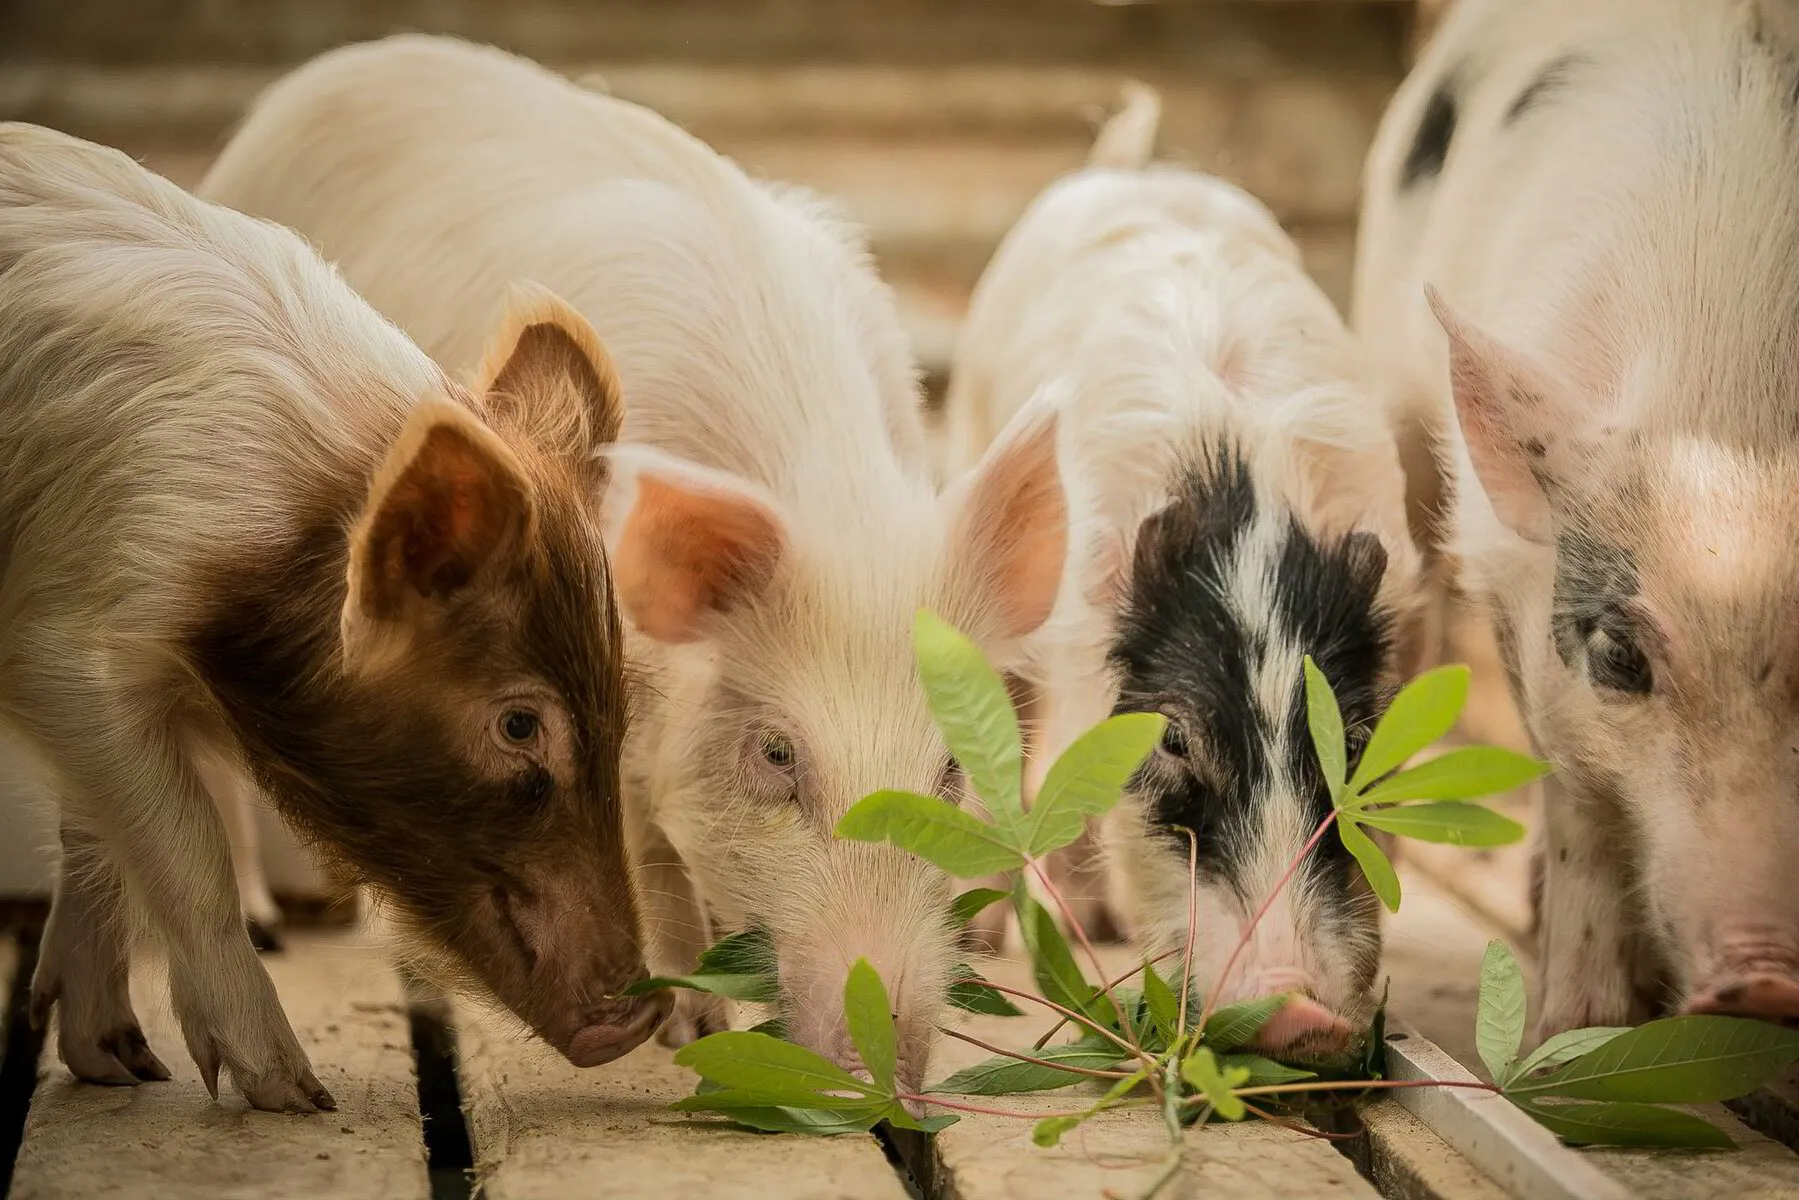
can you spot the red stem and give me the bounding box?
[1027,861,1147,1065]
[1175,828,1200,1042]
[965,978,1145,1060]
[1194,809,1340,1034]
[1222,1078,1501,1101]
[1031,949,1184,1050]
[898,1093,1143,1120]
[939,1026,1133,1081]
[1238,1101,1364,1142]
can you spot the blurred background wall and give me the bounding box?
[0,0,1445,900]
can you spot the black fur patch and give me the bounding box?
[1108,445,1394,899]
[1550,528,1639,668]
[1504,55,1587,126]
[1401,77,1459,189]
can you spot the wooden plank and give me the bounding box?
[450,1001,910,1199]
[896,954,1380,1199]
[1346,1096,1511,1200]
[11,930,427,1200]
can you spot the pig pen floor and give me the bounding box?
[2,856,1798,1200]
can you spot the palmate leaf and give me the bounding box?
[1354,801,1526,848]
[949,887,1010,929]
[1303,657,1347,804]
[672,1032,878,1107]
[1203,994,1295,1052]
[929,1045,1128,1096]
[1217,1054,1317,1088]
[844,959,897,1092]
[1026,712,1164,857]
[1508,1015,1799,1104]
[1337,816,1402,912]
[1346,665,1471,795]
[947,966,1024,1017]
[913,610,1025,830]
[1016,891,1099,1018]
[1476,940,1527,1083]
[1182,1048,1251,1121]
[623,972,779,1003]
[672,1091,888,1135]
[1511,1026,1632,1083]
[1355,746,1550,807]
[1517,1099,1734,1149]
[835,789,1026,877]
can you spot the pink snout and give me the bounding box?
[1246,995,1354,1058]
[555,990,674,1067]
[1686,972,1799,1027]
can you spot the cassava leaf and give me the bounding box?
[1511,1027,1631,1082]
[1477,940,1527,1084]
[1355,746,1551,807]
[1509,1015,1799,1104]
[672,1031,879,1106]
[1217,1054,1317,1088]
[1516,1099,1734,1149]
[886,1108,960,1134]
[746,1016,790,1040]
[671,1091,886,1136]
[1303,656,1347,804]
[844,959,898,1092]
[1354,801,1527,848]
[695,928,775,975]
[947,966,1024,1017]
[1016,892,1098,1018]
[623,972,779,1003]
[1142,962,1180,1046]
[835,789,1026,877]
[928,1045,1128,1095]
[949,887,1010,929]
[1203,994,1295,1051]
[1338,816,1402,911]
[913,610,1024,828]
[1181,1048,1250,1121]
[1026,712,1164,857]
[1346,665,1471,796]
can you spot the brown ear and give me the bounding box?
[1426,285,1567,543]
[602,446,788,644]
[343,401,534,666]
[475,283,625,460]
[949,399,1069,639]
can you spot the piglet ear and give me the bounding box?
[343,401,535,668]
[601,446,788,644]
[947,397,1069,639]
[474,282,625,464]
[1426,285,1565,543]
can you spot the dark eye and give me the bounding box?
[1587,624,1653,694]
[1159,720,1189,759]
[500,710,540,745]
[760,730,795,769]
[937,755,964,798]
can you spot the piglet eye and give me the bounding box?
[500,710,541,745]
[1587,624,1653,695]
[760,731,795,769]
[1159,720,1189,759]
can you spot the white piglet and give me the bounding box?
[1357,0,1799,1039]
[202,35,1069,1092]
[946,87,1423,1054]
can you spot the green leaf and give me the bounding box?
[1203,994,1295,1052]
[1517,1100,1734,1149]
[1509,1015,1799,1104]
[949,887,1010,929]
[1026,712,1164,857]
[1476,940,1527,1084]
[844,959,898,1092]
[745,1016,790,1040]
[946,966,1024,1017]
[1142,962,1180,1045]
[928,1045,1128,1095]
[1356,747,1551,806]
[1511,1027,1632,1082]
[1303,656,1347,804]
[1016,892,1098,1018]
[695,928,775,975]
[1338,816,1402,912]
[623,972,776,1003]
[673,1032,878,1106]
[886,1107,960,1134]
[835,789,1026,877]
[1031,1066,1150,1146]
[671,1094,885,1136]
[1181,1048,1250,1121]
[913,610,1024,828]
[1346,665,1471,796]
[1354,802,1527,848]
[1218,1054,1317,1088]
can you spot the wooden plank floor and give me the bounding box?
[9,930,427,1200]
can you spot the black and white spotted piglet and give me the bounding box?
[944,88,1424,1053]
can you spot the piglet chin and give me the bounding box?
[1248,995,1354,1059]
[555,991,674,1067]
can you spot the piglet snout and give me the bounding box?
[559,989,674,1067]
[1246,994,1354,1058]
[1686,974,1799,1027]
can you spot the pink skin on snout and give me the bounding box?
[1683,934,1799,1027]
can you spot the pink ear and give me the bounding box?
[950,400,1069,639]
[603,449,787,644]
[1426,285,1565,542]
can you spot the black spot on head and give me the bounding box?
[1551,528,1652,693]
[1401,76,1458,189]
[1107,444,1396,901]
[1503,54,1588,126]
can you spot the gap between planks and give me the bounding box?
[8,929,428,1200]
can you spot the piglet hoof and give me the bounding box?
[240,1065,337,1114]
[60,1022,172,1087]
[655,991,729,1049]
[246,917,285,955]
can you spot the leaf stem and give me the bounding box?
[1237,1101,1363,1142]
[1028,860,1146,1064]
[898,1093,1151,1120]
[1175,828,1200,1042]
[969,979,1150,1061]
[937,1025,1135,1081]
[1194,809,1340,1034]
[1032,950,1185,1050]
